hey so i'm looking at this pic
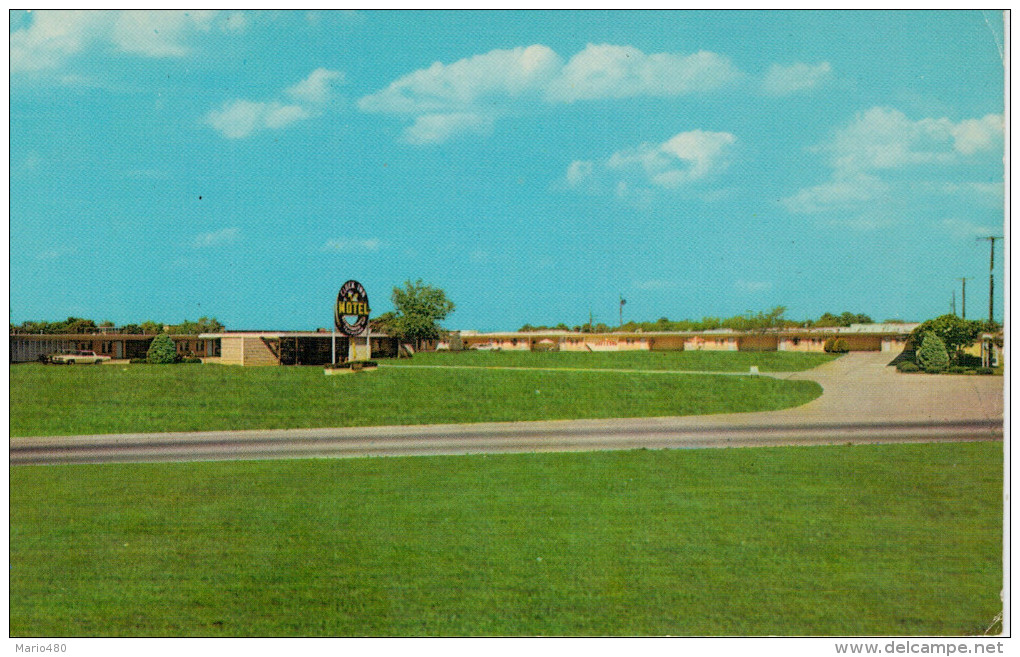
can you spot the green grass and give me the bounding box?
[10,442,1002,636]
[10,363,822,437]
[388,349,838,371]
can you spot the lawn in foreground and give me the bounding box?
[386,349,837,372]
[10,442,1002,636]
[10,363,821,437]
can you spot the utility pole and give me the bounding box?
[951,290,956,316]
[958,277,971,319]
[977,236,1003,325]
[619,295,626,328]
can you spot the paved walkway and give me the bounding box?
[11,352,1005,465]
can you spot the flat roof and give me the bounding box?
[201,331,390,339]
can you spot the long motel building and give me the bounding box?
[17,323,999,365]
[447,323,922,354]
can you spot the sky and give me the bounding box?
[9,10,1007,331]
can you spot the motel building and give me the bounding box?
[9,331,220,363]
[448,323,922,354]
[9,328,397,366]
[16,322,998,366]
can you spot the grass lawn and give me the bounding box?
[386,349,838,372]
[10,362,822,437]
[10,442,1002,636]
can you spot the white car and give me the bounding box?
[49,350,111,365]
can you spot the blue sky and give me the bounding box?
[9,10,1006,331]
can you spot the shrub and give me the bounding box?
[181,357,203,364]
[146,333,179,364]
[976,367,994,375]
[916,333,950,373]
[957,353,983,368]
[947,365,971,374]
[823,337,850,353]
[908,315,983,358]
[896,361,919,373]
[129,358,148,364]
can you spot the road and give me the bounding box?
[10,352,1005,465]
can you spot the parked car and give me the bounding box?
[49,350,111,365]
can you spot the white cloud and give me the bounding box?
[567,130,737,199]
[546,44,740,102]
[951,114,1005,155]
[761,62,832,96]
[782,107,1004,223]
[10,11,109,72]
[205,68,343,139]
[222,12,248,33]
[287,68,345,105]
[10,10,231,73]
[735,280,773,293]
[781,174,889,214]
[566,160,595,187]
[827,107,1003,175]
[359,45,562,116]
[404,113,493,145]
[322,238,381,253]
[607,130,737,188]
[193,227,239,248]
[359,43,741,144]
[111,10,214,57]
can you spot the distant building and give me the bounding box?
[452,323,922,354]
[9,333,218,363]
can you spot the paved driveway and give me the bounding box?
[766,350,1004,424]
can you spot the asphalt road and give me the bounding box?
[10,351,1005,466]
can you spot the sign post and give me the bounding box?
[334,280,371,361]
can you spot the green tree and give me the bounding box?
[146,333,179,364]
[140,320,162,334]
[369,311,399,335]
[391,279,456,349]
[909,314,983,361]
[915,332,950,373]
[62,317,97,334]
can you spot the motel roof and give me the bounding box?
[199,331,391,339]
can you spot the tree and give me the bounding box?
[369,311,399,335]
[915,333,950,373]
[146,333,179,364]
[390,279,455,349]
[909,314,983,361]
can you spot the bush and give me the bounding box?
[976,367,994,375]
[146,333,179,364]
[823,337,850,353]
[947,365,972,374]
[916,333,950,373]
[181,357,203,364]
[909,315,983,356]
[129,358,148,364]
[957,353,983,368]
[896,361,919,373]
